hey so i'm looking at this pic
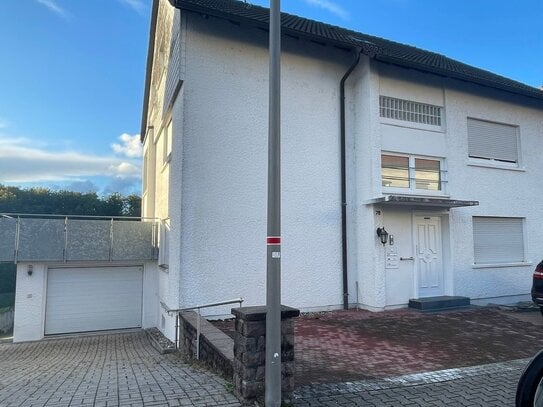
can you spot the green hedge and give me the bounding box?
[0,263,16,294]
[0,293,15,309]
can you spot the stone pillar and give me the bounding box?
[231,305,300,403]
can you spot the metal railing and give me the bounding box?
[0,213,159,263]
[162,297,244,358]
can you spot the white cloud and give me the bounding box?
[117,0,147,14]
[109,162,140,177]
[111,133,143,158]
[0,136,140,183]
[36,0,71,19]
[302,0,350,20]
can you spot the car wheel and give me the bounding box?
[516,350,543,406]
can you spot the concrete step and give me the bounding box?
[409,296,471,312]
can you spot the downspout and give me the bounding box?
[340,49,361,310]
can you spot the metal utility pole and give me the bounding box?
[265,0,282,405]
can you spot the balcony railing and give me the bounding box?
[0,213,159,263]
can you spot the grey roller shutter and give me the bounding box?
[467,118,518,163]
[473,217,524,264]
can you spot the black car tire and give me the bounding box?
[516,350,543,406]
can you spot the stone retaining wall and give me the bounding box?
[179,311,234,379]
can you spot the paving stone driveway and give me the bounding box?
[0,331,240,407]
[0,315,538,406]
[292,359,528,406]
[295,307,543,385]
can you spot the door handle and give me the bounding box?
[400,257,414,261]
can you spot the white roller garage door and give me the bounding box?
[45,266,143,335]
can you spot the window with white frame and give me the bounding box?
[143,151,149,193]
[472,217,525,264]
[381,153,444,192]
[467,118,519,165]
[163,120,172,165]
[380,95,442,126]
[158,220,169,269]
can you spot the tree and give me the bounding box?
[124,194,142,217]
[0,185,141,217]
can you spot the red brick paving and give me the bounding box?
[295,307,543,385]
[212,307,543,387]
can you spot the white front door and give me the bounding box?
[415,216,443,297]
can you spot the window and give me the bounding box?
[473,217,525,264]
[380,96,442,126]
[381,154,444,192]
[143,151,148,192]
[467,118,519,164]
[163,120,172,165]
[158,221,169,269]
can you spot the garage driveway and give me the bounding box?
[0,331,241,407]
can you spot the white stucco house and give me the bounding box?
[142,0,543,340]
[6,0,543,343]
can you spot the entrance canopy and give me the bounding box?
[368,195,479,210]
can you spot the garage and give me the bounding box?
[45,266,143,335]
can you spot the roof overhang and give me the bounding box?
[140,0,160,143]
[368,195,479,209]
[167,0,543,104]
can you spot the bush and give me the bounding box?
[0,293,15,308]
[0,263,16,295]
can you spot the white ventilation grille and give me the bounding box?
[380,96,442,126]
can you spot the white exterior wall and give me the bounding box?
[142,0,183,340]
[13,263,47,342]
[360,64,543,308]
[142,262,159,329]
[13,262,158,342]
[153,8,543,316]
[445,84,543,303]
[175,14,352,315]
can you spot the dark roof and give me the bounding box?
[170,0,543,102]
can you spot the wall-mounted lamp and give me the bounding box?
[376,227,389,245]
[27,264,33,276]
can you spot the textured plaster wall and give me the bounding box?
[142,1,184,340]
[345,58,387,310]
[142,261,159,329]
[157,9,543,316]
[142,0,176,220]
[177,14,352,314]
[13,263,47,342]
[444,83,543,301]
[370,64,543,305]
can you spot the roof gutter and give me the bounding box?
[140,0,160,143]
[171,1,543,103]
[339,48,361,310]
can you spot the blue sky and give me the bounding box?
[0,0,541,196]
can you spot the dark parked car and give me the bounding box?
[516,350,543,406]
[531,260,543,316]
